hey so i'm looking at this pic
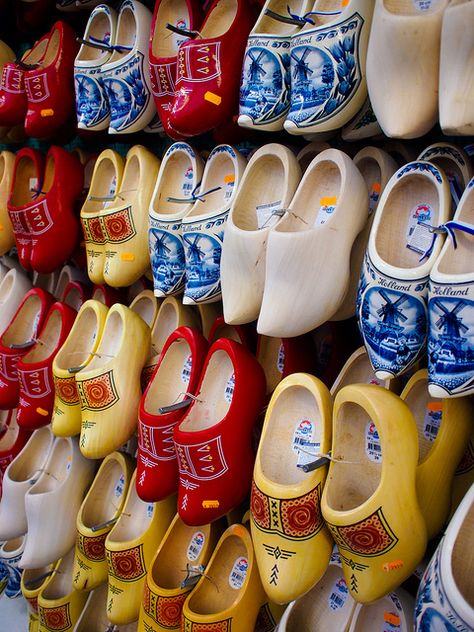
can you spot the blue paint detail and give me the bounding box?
[396,162,443,183]
[75,72,109,128]
[183,231,223,302]
[149,228,186,296]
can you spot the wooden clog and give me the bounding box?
[330,346,398,400]
[21,561,58,632]
[348,588,414,632]
[129,289,161,329]
[0,268,33,336]
[0,151,16,255]
[341,97,383,142]
[296,141,330,172]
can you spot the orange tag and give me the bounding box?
[372,182,381,194]
[36,407,49,416]
[224,175,235,184]
[342,0,350,6]
[320,196,337,206]
[40,109,54,117]
[120,253,135,262]
[0,224,3,231]
[384,612,400,627]
[428,401,443,412]
[204,91,222,106]
[202,500,219,508]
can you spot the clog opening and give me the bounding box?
[8,428,52,482]
[85,309,123,371]
[151,151,195,216]
[23,38,49,66]
[130,293,157,327]
[41,548,75,600]
[201,0,238,38]
[424,156,464,190]
[63,285,84,311]
[261,384,323,485]
[85,157,120,214]
[42,152,57,195]
[22,563,54,593]
[0,410,18,451]
[179,349,233,432]
[2,293,42,346]
[232,155,286,231]
[81,458,126,528]
[297,143,330,173]
[144,338,192,413]
[331,348,379,398]
[402,375,440,461]
[55,267,75,301]
[187,534,248,614]
[275,160,341,232]
[452,497,474,608]
[375,174,440,268]
[325,402,382,511]
[186,152,235,218]
[209,323,242,345]
[119,153,141,205]
[436,187,474,275]
[108,6,136,64]
[350,596,400,630]
[303,0,346,26]
[1,536,23,554]
[75,584,109,631]
[33,272,57,294]
[384,0,447,15]
[0,270,14,302]
[0,153,5,184]
[255,0,310,34]
[42,28,60,67]
[55,306,99,370]
[256,336,284,395]
[354,156,382,198]
[108,482,154,542]
[152,0,192,58]
[22,309,63,364]
[152,300,179,354]
[10,155,38,206]
[28,439,72,495]
[79,11,113,62]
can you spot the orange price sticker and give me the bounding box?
[120,253,135,262]
[204,91,222,106]
[384,612,400,627]
[427,401,443,412]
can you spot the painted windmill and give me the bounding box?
[434,299,468,340]
[184,234,206,266]
[155,232,171,260]
[247,50,266,86]
[377,290,408,331]
[291,48,313,89]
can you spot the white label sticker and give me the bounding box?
[277,343,285,374]
[115,473,125,498]
[423,402,442,442]
[224,176,235,201]
[147,503,154,518]
[181,354,193,384]
[383,611,401,631]
[315,196,337,226]
[187,531,206,561]
[225,373,235,403]
[413,0,432,10]
[104,174,117,209]
[292,419,320,467]
[228,557,248,589]
[182,167,194,197]
[366,421,382,463]
[406,203,434,255]
[256,200,282,230]
[328,576,349,611]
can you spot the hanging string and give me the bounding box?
[167,183,221,204]
[76,36,132,54]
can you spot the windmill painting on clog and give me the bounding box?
[238,0,313,132]
[284,0,375,135]
[357,161,451,380]
[149,142,204,297]
[427,177,474,398]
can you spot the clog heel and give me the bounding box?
[321,384,427,603]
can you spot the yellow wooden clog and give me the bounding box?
[0,151,16,256]
[321,384,427,603]
[129,289,161,329]
[52,300,109,438]
[22,561,59,632]
[400,369,472,540]
[105,470,176,625]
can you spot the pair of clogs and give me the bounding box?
[0,21,77,138]
[149,142,247,304]
[81,145,160,288]
[75,0,157,133]
[7,146,84,273]
[0,535,25,599]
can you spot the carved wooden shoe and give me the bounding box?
[400,369,472,540]
[102,145,160,288]
[251,373,333,604]
[296,140,331,172]
[341,96,383,142]
[0,535,25,598]
[284,0,375,135]
[357,161,450,380]
[105,470,176,625]
[76,304,150,459]
[321,384,427,603]
[221,143,302,324]
[129,289,160,329]
[80,149,125,286]
[257,148,368,337]
[73,451,134,591]
[366,0,449,139]
[0,268,33,336]
[138,513,225,632]
[148,142,204,297]
[0,409,32,498]
[348,588,414,632]
[21,561,59,631]
[0,151,16,255]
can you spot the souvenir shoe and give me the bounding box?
[20,436,95,569]
[196,302,221,338]
[0,409,32,497]
[439,0,474,136]
[28,146,84,274]
[24,21,79,138]
[101,0,156,134]
[168,0,255,137]
[357,161,451,380]
[276,549,356,631]
[148,141,204,297]
[341,96,383,142]
[80,149,125,286]
[21,561,58,631]
[137,326,208,502]
[126,276,150,303]
[0,536,25,598]
[182,144,247,305]
[207,315,255,350]
[174,338,266,525]
[321,384,427,603]
[0,288,55,409]
[418,142,473,210]
[62,282,91,312]
[91,284,123,307]
[7,147,45,270]
[51,300,108,438]
[37,548,88,632]
[16,303,77,430]
[414,481,474,632]
[138,513,224,632]
[296,140,330,172]
[366,0,448,139]
[0,269,33,335]
[332,146,398,321]
[129,289,160,328]
[102,145,160,288]
[141,295,200,387]
[105,470,176,625]
[284,0,375,135]
[73,583,137,632]
[221,143,301,324]
[400,369,472,540]
[258,148,368,337]
[348,588,414,632]
[76,304,150,459]
[251,373,333,604]
[238,0,314,132]
[32,271,60,296]
[0,151,15,255]
[73,451,134,591]
[383,140,419,168]
[0,426,54,540]
[182,523,266,631]
[74,4,118,131]
[54,265,88,302]
[148,0,203,137]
